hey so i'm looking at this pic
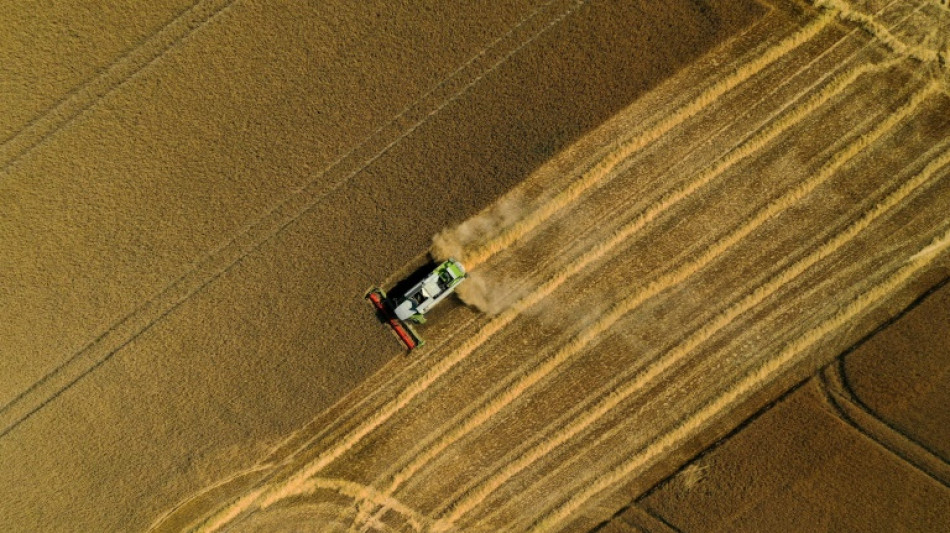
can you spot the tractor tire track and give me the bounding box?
[455,13,834,269]
[820,359,950,486]
[0,0,234,174]
[196,476,430,533]
[273,477,430,532]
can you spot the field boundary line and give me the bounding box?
[434,77,937,529]
[456,12,834,269]
[262,18,835,518]
[820,360,950,486]
[0,0,235,174]
[0,0,579,440]
[529,222,950,531]
[118,1,594,529]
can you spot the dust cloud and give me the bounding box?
[454,270,528,316]
[432,192,532,314]
[431,191,526,265]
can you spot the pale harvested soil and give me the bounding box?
[157,0,950,531]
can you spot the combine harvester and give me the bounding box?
[367,258,467,351]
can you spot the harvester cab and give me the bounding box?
[367,258,467,351]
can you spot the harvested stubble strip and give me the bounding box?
[197,477,427,532]
[382,15,924,509]
[434,81,939,528]
[482,143,950,531]
[355,30,881,530]
[377,58,894,512]
[459,13,834,270]
[529,221,950,532]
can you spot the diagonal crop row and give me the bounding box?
[530,219,950,531]
[483,141,950,531]
[434,79,938,530]
[459,13,834,269]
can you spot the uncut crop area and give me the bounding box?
[155,0,950,531]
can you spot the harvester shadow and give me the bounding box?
[369,259,440,327]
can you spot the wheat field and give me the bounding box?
[146,0,950,531]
